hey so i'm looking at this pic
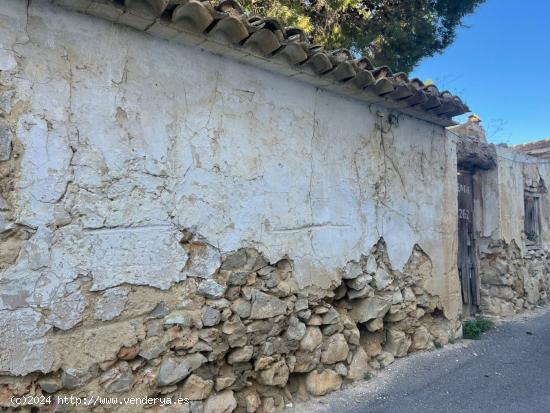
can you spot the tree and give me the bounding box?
[239,0,485,73]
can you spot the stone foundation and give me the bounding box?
[478,238,550,316]
[0,238,458,412]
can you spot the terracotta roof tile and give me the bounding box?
[514,139,550,159]
[54,0,470,124]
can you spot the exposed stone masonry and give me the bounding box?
[0,237,458,412]
[478,238,550,316]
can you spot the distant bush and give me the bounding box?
[463,318,494,340]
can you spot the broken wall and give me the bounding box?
[476,146,550,315]
[0,1,461,411]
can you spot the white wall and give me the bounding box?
[0,0,460,375]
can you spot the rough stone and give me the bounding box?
[285,316,307,341]
[0,119,13,161]
[347,347,369,380]
[164,310,200,328]
[403,287,416,302]
[373,266,392,290]
[334,362,348,376]
[231,298,251,318]
[245,392,261,413]
[299,326,323,351]
[227,345,254,364]
[198,280,227,299]
[430,321,451,346]
[174,330,200,351]
[250,290,287,319]
[295,298,309,311]
[321,308,340,325]
[322,323,343,336]
[157,354,207,386]
[254,356,274,371]
[150,302,170,318]
[38,376,62,393]
[215,376,236,391]
[377,351,395,367]
[333,283,347,300]
[366,318,384,332]
[347,285,372,299]
[61,368,91,390]
[321,334,349,364]
[346,274,372,291]
[385,308,407,322]
[221,250,248,271]
[342,261,363,280]
[100,362,135,393]
[222,316,246,335]
[202,307,221,327]
[385,329,411,357]
[118,344,140,360]
[203,390,237,413]
[524,276,540,305]
[139,337,165,360]
[345,325,361,346]
[182,374,214,400]
[293,349,321,373]
[308,315,323,326]
[392,290,404,304]
[411,326,431,350]
[184,242,221,279]
[362,332,384,357]
[305,370,342,396]
[349,296,392,323]
[365,255,378,274]
[228,272,249,286]
[258,360,289,386]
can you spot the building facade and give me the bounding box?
[0,1,545,412]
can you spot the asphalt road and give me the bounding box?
[292,308,550,413]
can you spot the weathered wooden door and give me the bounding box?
[457,172,479,306]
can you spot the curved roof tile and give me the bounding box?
[55,0,470,124]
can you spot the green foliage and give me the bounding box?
[463,318,494,340]
[240,0,485,72]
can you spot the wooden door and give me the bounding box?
[457,172,478,306]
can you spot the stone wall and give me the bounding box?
[0,237,459,412]
[478,238,550,316]
[0,1,461,411]
[475,147,550,316]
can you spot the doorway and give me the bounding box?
[457,171,479,312]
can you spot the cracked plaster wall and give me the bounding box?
[0,0,460,378]
[470,145,550,316]
[481,146,550,250]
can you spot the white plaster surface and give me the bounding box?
[496,147,527,248]
[0,0,460,375]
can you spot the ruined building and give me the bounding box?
[0,1,548,412]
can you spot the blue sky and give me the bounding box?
[410,0,550,145]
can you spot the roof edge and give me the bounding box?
[51,0,468,127]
